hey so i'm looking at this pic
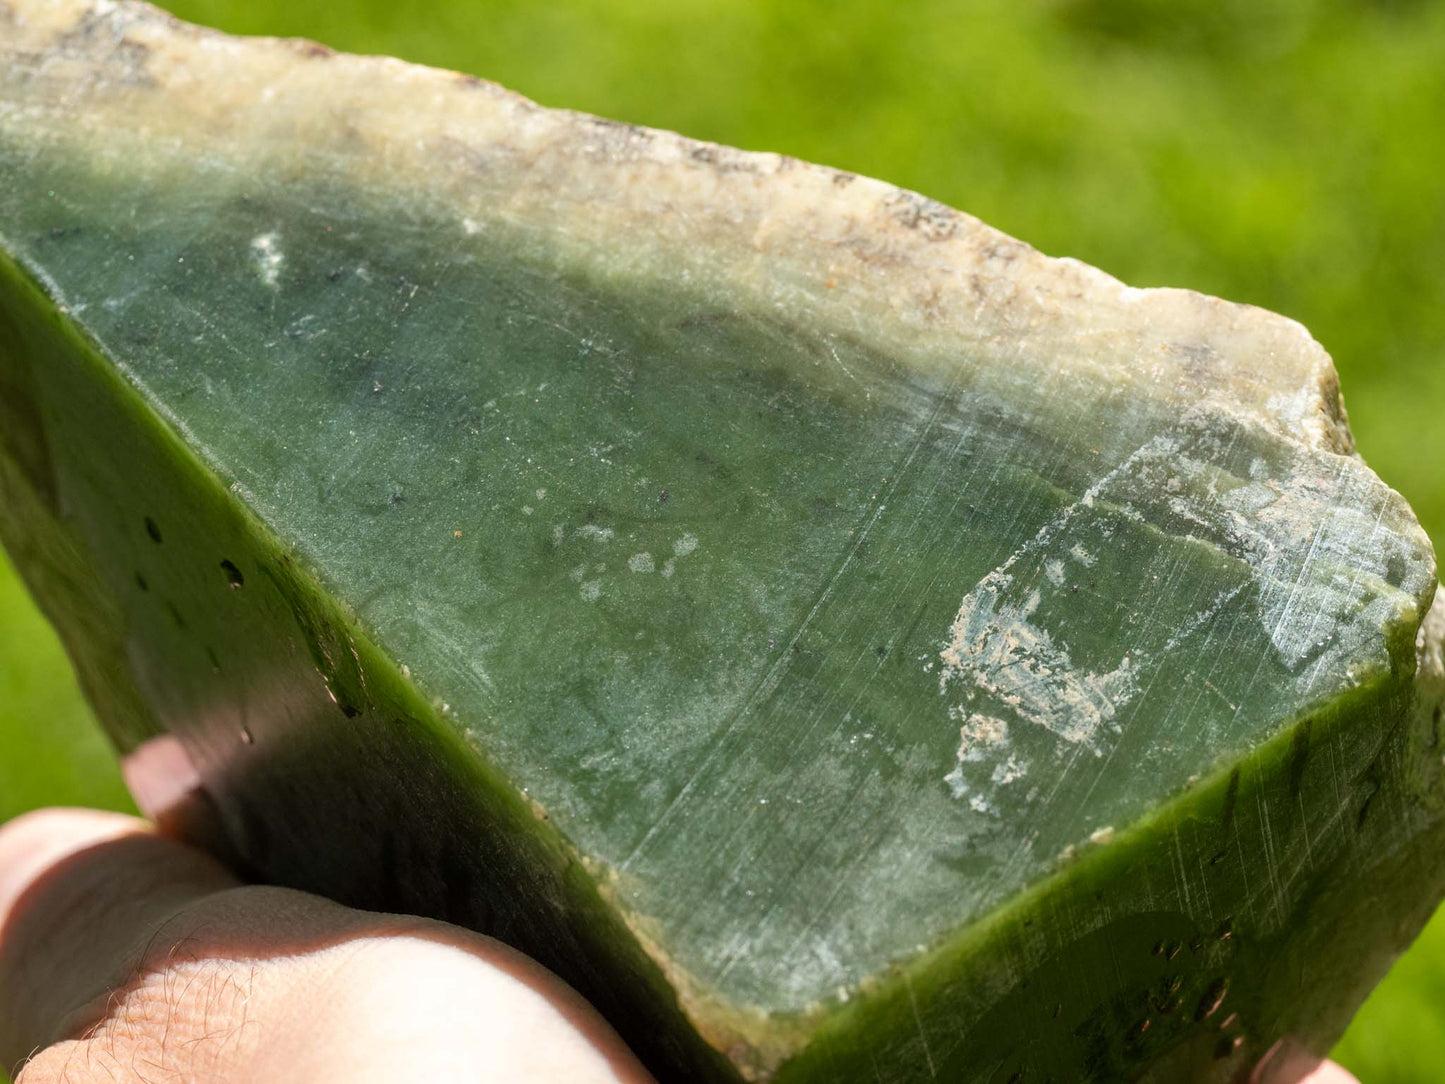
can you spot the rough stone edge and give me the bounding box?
[3,0,1357,460]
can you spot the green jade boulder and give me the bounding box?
[2,3,1443,1080]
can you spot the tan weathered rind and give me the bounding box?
[3,0,1353,462]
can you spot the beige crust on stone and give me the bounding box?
[4,0,1352,461]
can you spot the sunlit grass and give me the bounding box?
[0,558,131,822]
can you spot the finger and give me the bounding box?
[0,807,652,1083]
[1299,1064,1360,1084]
[1252,1038,1362,1084]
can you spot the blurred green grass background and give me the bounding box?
[2,0,1442,1077]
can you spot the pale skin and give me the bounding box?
[0,809,1359,1083]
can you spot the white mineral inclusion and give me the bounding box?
[991,753,1028,786]
[936,409,1427,804]
[941,573,1138,750]
[656,533,700,579]
[629,552,655,573]
[944,713,1013,805]
[250,231,283,288]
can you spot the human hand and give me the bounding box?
[0,809,653,1082]
[0,808,1360,1083]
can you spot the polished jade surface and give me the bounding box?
[2,3,1443,1080]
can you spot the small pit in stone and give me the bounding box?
[144,516,162,543]
[220,559,244,588]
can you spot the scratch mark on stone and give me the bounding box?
[903,973,937,1079]
[620,365,959,873]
